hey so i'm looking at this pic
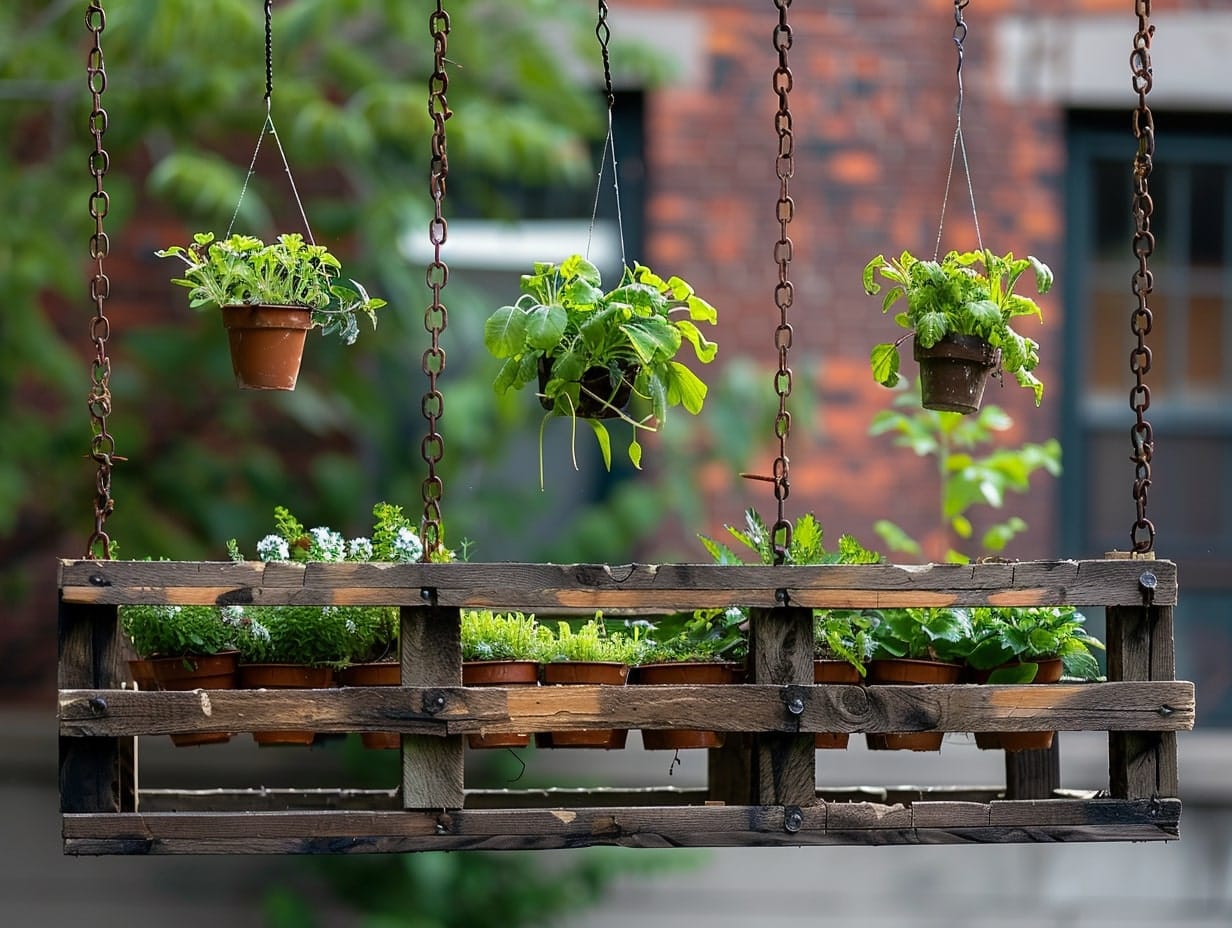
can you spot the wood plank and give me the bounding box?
[58,681,1196,738]
[1005,740,1061,800]
[63,798,1181,854]
[59,558,1179,609]
[750,607,815,806]
[402,606,464,809]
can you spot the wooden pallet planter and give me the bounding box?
[58,558,1191,854]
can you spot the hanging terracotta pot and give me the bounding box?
[914,333,1001,414]
[127,658,159,693]
[537,357,638,418]
[970,656,1064,752]
[633,661,733,750]
[220,304,312,391]
[865,657,960,752]
[813,660,862,749]
[536,661,629,749]
[238,663,334,746]
[336,661,401,750]
[148,651,240,747]
[463,660,541,749]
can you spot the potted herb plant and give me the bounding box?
[461,609,547,749]
[965,605,1104,751]
[533,616,645,749]
[862,249,1053,413]
[156,231,386,390]
[811,609,875,749]
[866,607,971,752]
[483,254,718,484]
[120,602,240,747]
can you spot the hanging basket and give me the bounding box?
[220,304,312,391]
[914,333,1002,414]
[537,357,638,419]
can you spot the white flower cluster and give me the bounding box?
[309,526,347,562]
[256,534,290,562]
[347,537,374,561]
[391,526,424,563]
[220,605,246,626]
[248,618,271,642]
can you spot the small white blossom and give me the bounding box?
[348,537,374,561]
[310,526,347,562]
[340,314,360,346]
[220,605,245,625]
[345,618,358,635]
[256,534,290,562]
[249,619,271,642]
[391,526,423,562]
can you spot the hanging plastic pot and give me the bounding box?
[914,333,1002,414]
[537,357,638,419]
[220,305,312,391]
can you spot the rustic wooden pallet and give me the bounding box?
[58,558,1187,854]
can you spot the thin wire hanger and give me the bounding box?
[933,0,984,260]
[586,0,628,269]
[225,0,315,242]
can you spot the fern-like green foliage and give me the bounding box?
[533,617,646,665]
[461,610,548,661]
[966,606,1104,681]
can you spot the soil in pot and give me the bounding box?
[914,333,1002,414]
[970,656,1064,752]
[865,658,961,752]
[537,357,638,419]
[238,663,334,746]
[633,661,733,750]
[149,651,240,747]
[337,661,401,750]
[535,661,629,749]
[221,304,311,391]
[813,660,862,750]
[463,660,540,749]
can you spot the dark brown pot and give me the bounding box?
[220,304,311,391]
[813,660,862,750]
[238,663,334,746]
[971,656,1064,752]
[127,658,159,692]
[463,660,540,749]
[633,661,733,750]
[865,658,961,752]
[337,661,401,750]
[535,661,629,749]
[148,651,240,747]
[537,357,638,419]
[914,333,1002,414]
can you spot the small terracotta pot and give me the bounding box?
[914,333,1001,414]
[536,661,629,749]
[463,660,540,749]
[238,663,334,746]
[632,661,733,750]
[537,357,638,419]
[220,304,311,391]
[813,660,862,750]
[127,658,159,692]
[337,661,401,750]
[865,658,961,752]
[146,652,240,747]
[971,656,1064,752]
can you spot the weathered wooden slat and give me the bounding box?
[1109,604,1180,800]
[1005,741,1061,800]
[58,681,1196,737]
[58,558,1179,609]
[750,607,815,806]
[402,606,464,809]
[62,798,1181,854]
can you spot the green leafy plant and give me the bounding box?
[483,254,718,481]
[966,606,1104,682]
[636,610,734,664]
[533,616,646,664]
[869,607,972,664]
[121,603,235,661]
[870,393,1061,563]
[863,248,1053,405]
[461,610,548,661]
[233,604,388,668]
[813,610,876,675]
[156,232,386,345]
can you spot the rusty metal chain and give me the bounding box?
[769,0,795,564]
[85,1,118,559]
[420,1,452,560]
[1129,0,1156,553]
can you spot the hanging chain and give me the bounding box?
[586,0,627,268]
[1128,0,1156,553]
[769,0,796,564]
[85,1,118,559]
[934,0,983,259]
[420,1,452,560]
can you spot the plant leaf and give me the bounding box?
[870,343,900,387]
[483,305,527,358]
[525,302,567,350]
[587,419,612,471]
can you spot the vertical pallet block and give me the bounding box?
[57,558,1193,853]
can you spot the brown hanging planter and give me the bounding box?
[971,656,1065,752]
[220,304,312,391]
[238,662,334,745]
[536,661,630,749]
[632,661,733,750]
[149,651,240,747]
[336,661,401,750]
[914,333,1002,414]
[463,660,541,749]
[865,657,961,752]
[813,660,862,749]
[537,357,638,419]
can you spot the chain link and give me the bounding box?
[85,1,117,559]
[420,2,452,560]
[1129,0,1156,553]
[770,0,795,564]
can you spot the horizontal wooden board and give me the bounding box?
[62,798,1181,854]
[58,681,1195,738]
[59,558,1177,609]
